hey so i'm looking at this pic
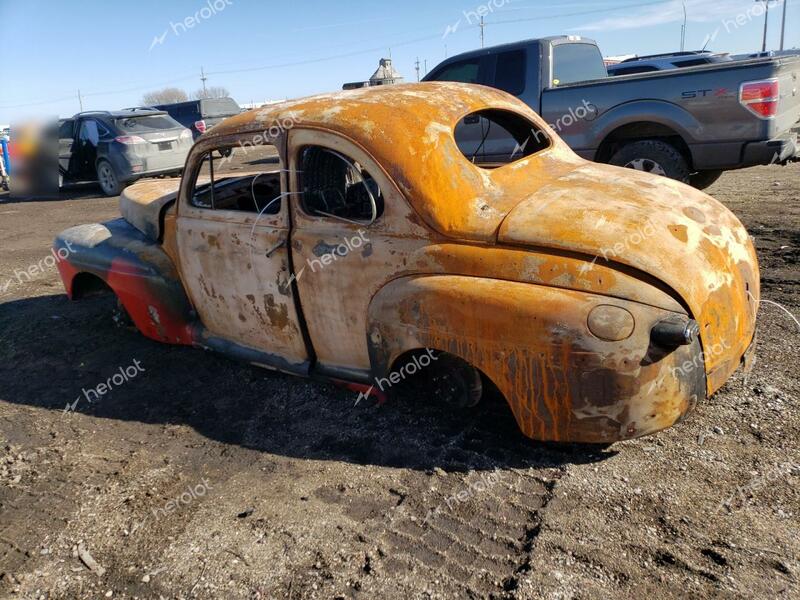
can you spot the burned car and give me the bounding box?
[54,83,759,444]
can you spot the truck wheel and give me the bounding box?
[609,140,690,183]
[96,160,122,196]
[689,170,723,190]
[428,353,483,409]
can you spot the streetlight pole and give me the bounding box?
[680,1,687,51]
[780,0,788,50]
[758,0,770,52]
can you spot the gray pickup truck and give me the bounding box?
[424,36,800,189]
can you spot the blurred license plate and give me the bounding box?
[157,142,172,151]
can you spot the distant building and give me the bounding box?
[343,58,405,90]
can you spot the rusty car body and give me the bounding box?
[53,82,759,444]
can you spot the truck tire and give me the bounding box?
[609,140,690,184]
[96,160,122,196]
[689,170,723,190]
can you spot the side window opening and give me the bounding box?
[300,146,384,223]
[454,109,550,168]
[493,50,526,96]
[191,142,282,214]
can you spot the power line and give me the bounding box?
[0,0,677,110]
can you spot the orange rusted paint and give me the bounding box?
[55,82,759,444]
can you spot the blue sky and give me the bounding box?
[0,0,797,122]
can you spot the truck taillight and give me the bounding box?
[194,120,207,134]
[739,78,779,119]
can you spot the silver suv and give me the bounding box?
[59,109,192,196]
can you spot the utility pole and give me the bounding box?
[200,66,208,96]
[780,0,788,50]
[415,57,421,82]
[757,0,770,52]
[680,1,687,51]
[77,89,83,111]
[480,16,485,48]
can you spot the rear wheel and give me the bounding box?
[609,140,690,184]
[689,169,723,190]
[96,160,122,196]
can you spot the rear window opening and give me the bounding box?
[115,115,182,133]
[191,142,282,214]
[300,146,385,222]
[454,109,550,168]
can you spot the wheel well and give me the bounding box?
[596,122,693,169]
[71,272,113,300]
[388,348,506,403]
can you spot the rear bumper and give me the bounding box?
[741,131,799,166]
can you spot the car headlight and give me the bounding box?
[180,129,193,140]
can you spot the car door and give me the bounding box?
[286,128,431,374]
[175,135,310,373]
[75,119,100,179]
[58,119,75,180]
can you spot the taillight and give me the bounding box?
[114,135,146,144]
[739,78,779,119]
[194,120,207,134]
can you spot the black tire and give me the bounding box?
[689,170,723,190]
[428,353,483,409]
[609,140,690,184]
[112,298,134,329]
[96,159,122,196]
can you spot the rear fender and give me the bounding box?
[367,275,706,444]
[54,218,196,345]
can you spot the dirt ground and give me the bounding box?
[0,164,798,600]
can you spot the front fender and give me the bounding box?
[367,275,706,444]
[54,218,196,345]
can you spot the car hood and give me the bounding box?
[497,162,760,392]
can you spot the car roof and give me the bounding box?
[424,36,597,74]
[206,82,579,242]
[71,109,168,119]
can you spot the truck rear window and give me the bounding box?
[552,43,608,86]
[200,98,241,117]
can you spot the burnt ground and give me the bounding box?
[0,165,798,600]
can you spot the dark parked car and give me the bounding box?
[424,36,800,189]
[151,97,242,139]
[59,110,192,196]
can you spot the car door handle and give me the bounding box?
[265,239,286,258]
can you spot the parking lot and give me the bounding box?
[0,163,797,599]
